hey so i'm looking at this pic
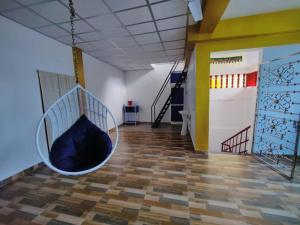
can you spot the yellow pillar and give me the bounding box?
[195,44,210,151]
[72,47,85,87]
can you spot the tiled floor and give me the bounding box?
[0,123,300,225]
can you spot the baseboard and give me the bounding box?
[0,162,44,189]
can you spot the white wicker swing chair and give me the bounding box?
[36,85,119,176]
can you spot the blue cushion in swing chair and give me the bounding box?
[49,115,112,172]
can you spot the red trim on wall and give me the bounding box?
[210,71,258,89]
[246,71,258,87]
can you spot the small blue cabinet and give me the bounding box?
[123,105,139,125]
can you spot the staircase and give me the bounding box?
[221,125,251,154]
[151,61,187,128]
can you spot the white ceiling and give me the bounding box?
[1,0,299,71]
[0,0,191,71]
[222,0,300,19]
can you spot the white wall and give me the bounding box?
[125,63,184,122]
[209,49,261,152]
[0,15,126,181]
[84,54,126,129]
[184,49,196,148]
[0,15,73,182]
[209,88,257,152]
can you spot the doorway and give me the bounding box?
[208,48,261,153]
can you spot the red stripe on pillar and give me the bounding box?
[237,74,240,88]
[231,74,234,88]
[220,75,223,88]
[226,74,228,88]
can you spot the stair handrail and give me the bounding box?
[151,61,178,107]
[152,70,187,127]
[221,125,251,154]
[151,61,179,124]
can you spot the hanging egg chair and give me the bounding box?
[35,0,118,176]
[36,85,118,176]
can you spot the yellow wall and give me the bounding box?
[191,9,300,152]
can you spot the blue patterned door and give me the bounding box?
[253,53,300,179]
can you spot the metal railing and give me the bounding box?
[221,125,251,154]
[150,61,179,125]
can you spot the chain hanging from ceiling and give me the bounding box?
[68,0,79,83]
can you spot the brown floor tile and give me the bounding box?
[0,123,300,225]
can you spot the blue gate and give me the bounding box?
[253,53,300,179]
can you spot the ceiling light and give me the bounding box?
[187,0,203,22]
